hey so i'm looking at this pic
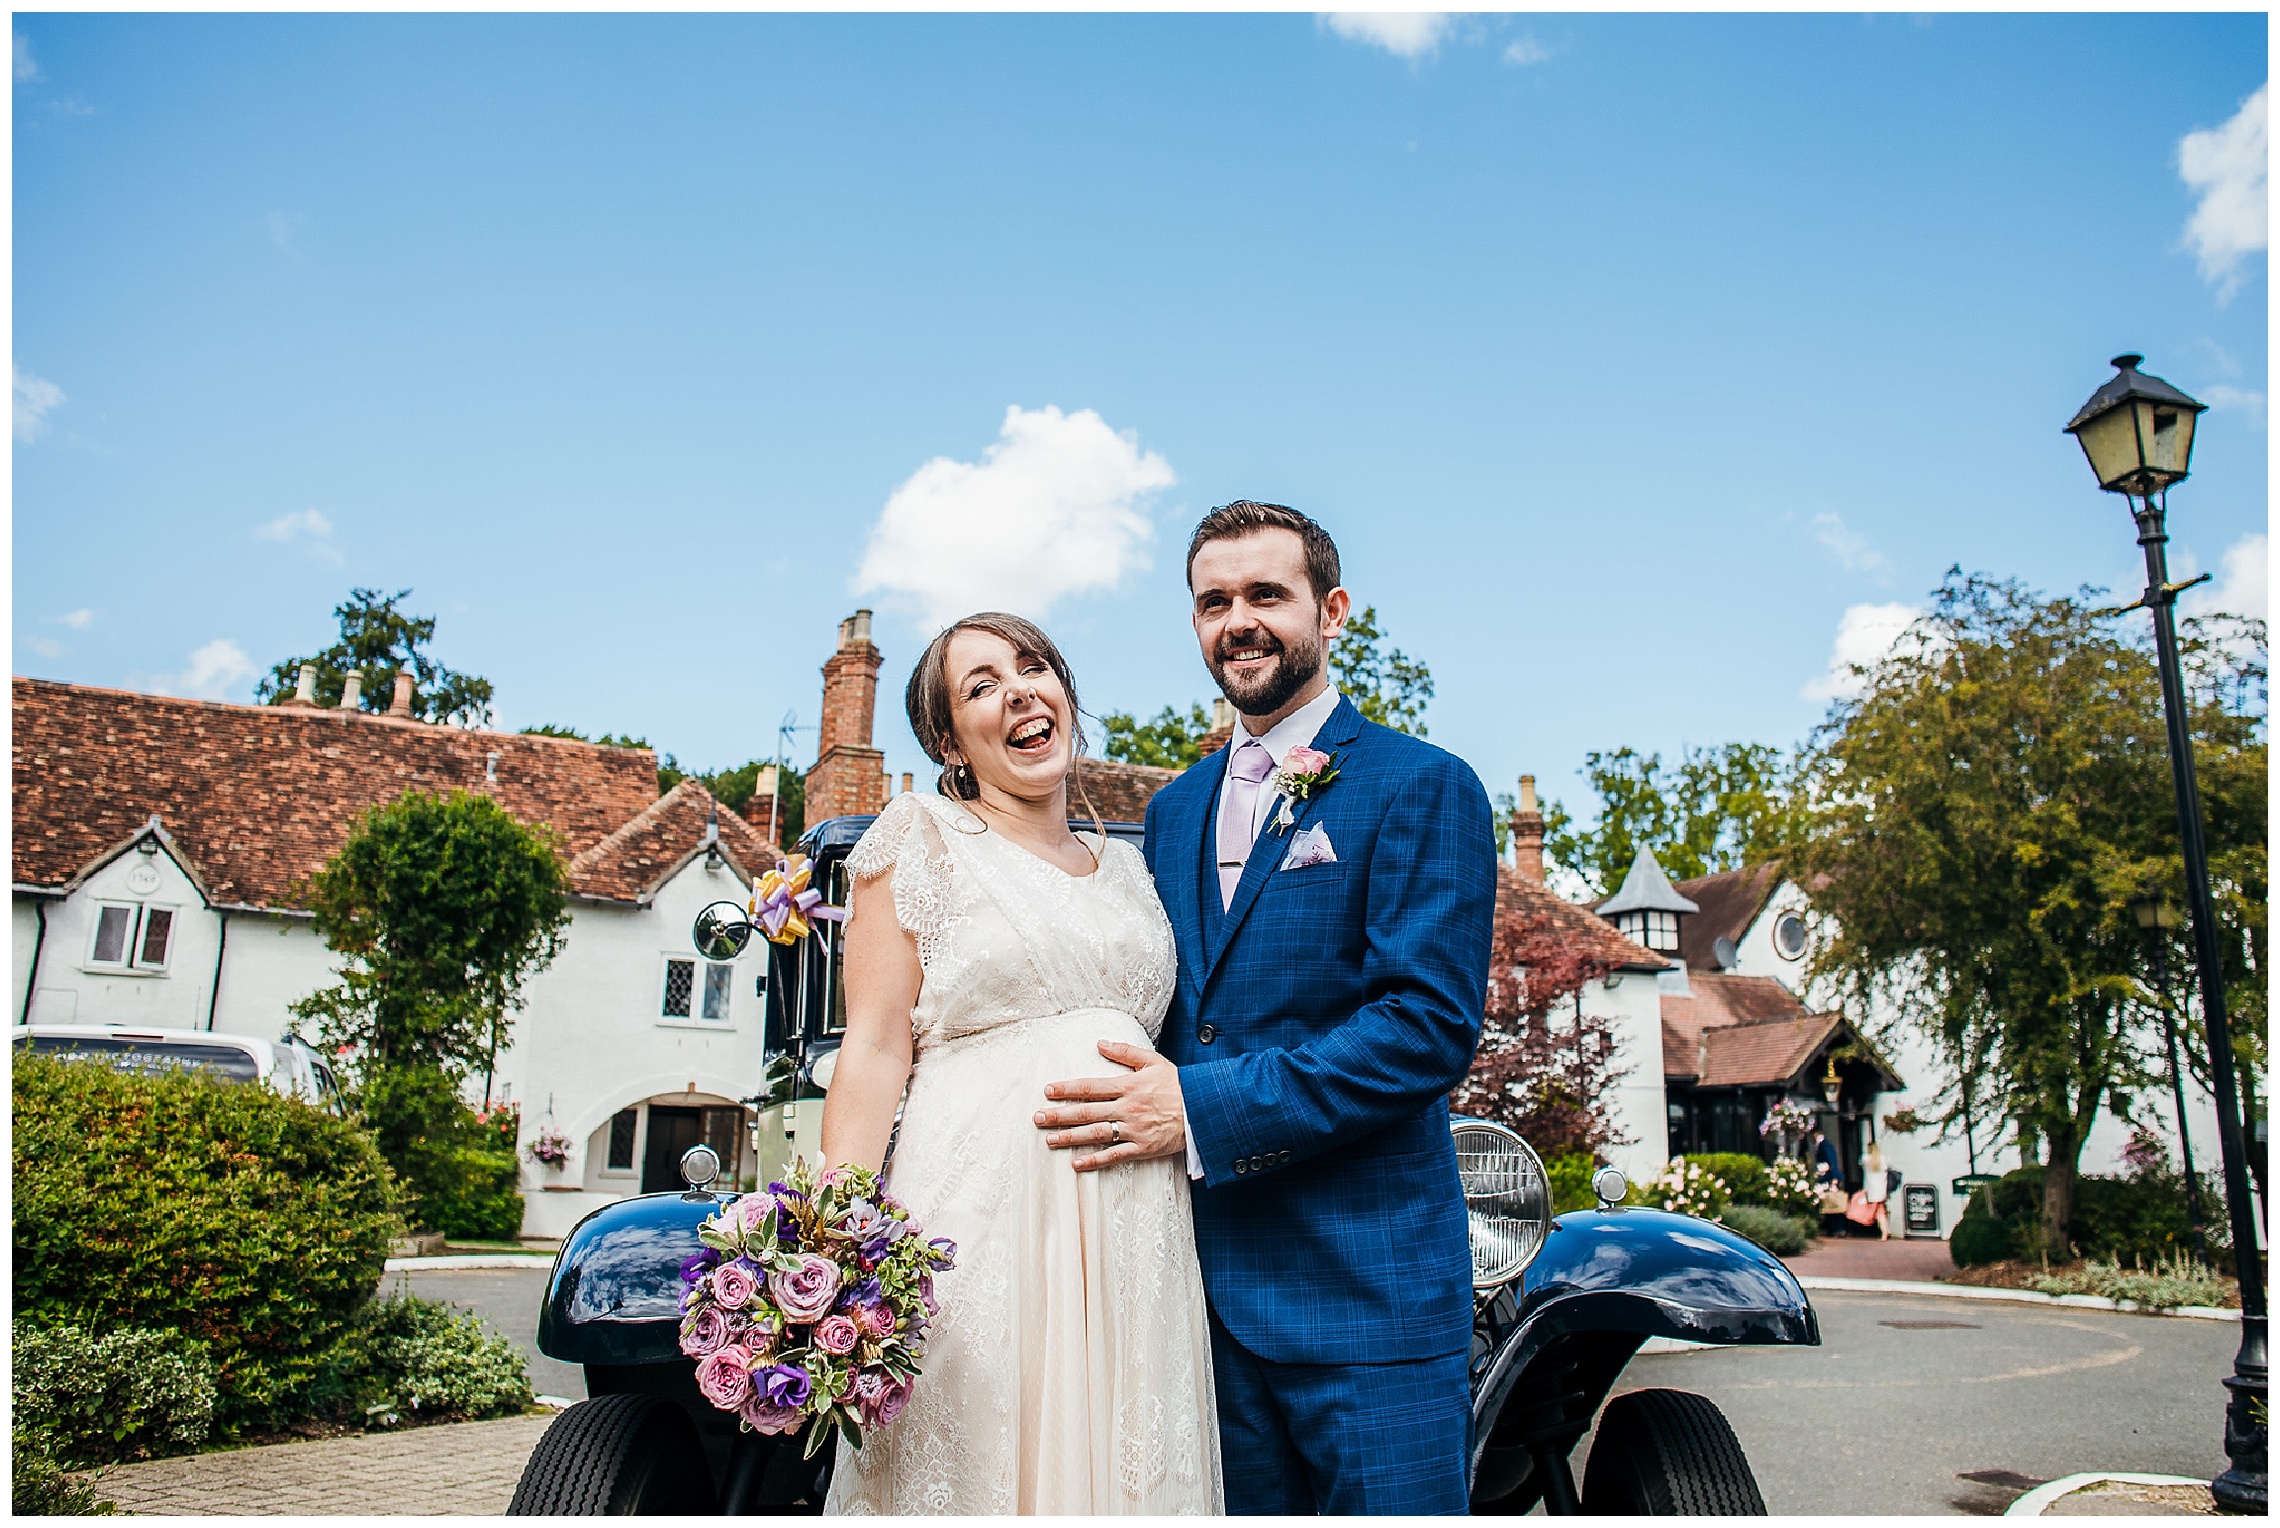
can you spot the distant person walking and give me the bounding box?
[1809,1124,1847,1235]
[1862,1141,1892,1240]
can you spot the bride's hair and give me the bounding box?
[905,613,1104,832]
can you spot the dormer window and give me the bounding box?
[1596,845,1699,959]
[1617,909,1681,954]
[87,901,175,973]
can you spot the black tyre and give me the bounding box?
[1579,1389,1766,1515]
[508,1394,721,1515]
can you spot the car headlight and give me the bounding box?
[1451,1119,1551,1289]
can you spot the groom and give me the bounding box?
[1034,501,1497,1514]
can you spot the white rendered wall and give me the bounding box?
[1579,968,1670,1184]
[17,848,224,1032]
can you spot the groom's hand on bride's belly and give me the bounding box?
[1034,1040,1187,1171]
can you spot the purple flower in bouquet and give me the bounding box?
[769,1253,842,1323]
[695,1344,756,1409]
[738,1393,803,1436]
[863,1373,914,1428]
[919,1273,939,1316]
[680,1248,721,1286]
[841,1199,905,1258]
[812,1313,861,1356]
[680,1305,731,1358]
[712,1258,762,1312]
[926,1236,958,1271]
[680,1274,710,1314]
[753,1362,813,1411]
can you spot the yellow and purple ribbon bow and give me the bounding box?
[750,852,847,945]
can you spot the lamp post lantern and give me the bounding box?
[2067,353,2265,1514]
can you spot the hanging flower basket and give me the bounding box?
[528,1127,574,1169]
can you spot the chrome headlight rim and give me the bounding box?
[1450,1117,1551,1290]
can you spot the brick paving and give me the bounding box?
[89,1414,557,1516]
[1783,1235,1957,1281]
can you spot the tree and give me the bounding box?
[1544,743,1808,896]
[1796,571,2265,1254]
[1102,702,1216,769]
[292,789,570,1076]
[257,588,494,726]
[1332,604,1434,736]
[1451,906,1634,1158]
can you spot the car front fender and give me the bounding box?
[537,1190,735,1366]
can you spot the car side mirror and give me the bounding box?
[692,901,754,961]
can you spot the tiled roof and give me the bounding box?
[568,778,782,905]
[1073,758,1183,825]
[12,678,688,911]
[1669,862,1783,971]
[1660,973,1810,1078]
[1696,1011,1847,1089]
[1494,866,1670,972]
[1596,845,1701,917]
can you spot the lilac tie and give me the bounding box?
[1218,740,1276,909]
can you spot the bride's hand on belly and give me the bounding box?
[1034,1039,1187,1171]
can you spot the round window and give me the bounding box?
[1774,912,1810,961]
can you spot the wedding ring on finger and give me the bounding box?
[1109,1121,1122,1146]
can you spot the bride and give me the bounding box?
[818,612,1222,1516]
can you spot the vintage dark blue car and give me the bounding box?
[509,815,1819,1515]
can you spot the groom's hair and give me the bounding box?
[1185,501,1342,603]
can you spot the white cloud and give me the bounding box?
[2200,382,2266,429]
[155,639,258,702]
[2183,532,2268,622]
[58,608,95,630]
[255,508,344,565]
[28,637,63,659]
[1503,34,1550,66]
[855,404,1174,629]
[13,34,36,84]
[2179,83,2267,294]
[1321,12,1451,59]
[1811,511,1885,574]
[14,363,63,442]
[1803,601,1923,701]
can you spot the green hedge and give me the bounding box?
[12,1431,116,1516]
[354,1067,523,1239]
[1677,1153,1770,1205]
[1720,1203,1814,1256]
[12,1054,399,1431]
[1948,1165,2226,1269]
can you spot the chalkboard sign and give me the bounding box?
[1903,1183,1940,1236]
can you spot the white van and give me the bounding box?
[12,1024,345,1113]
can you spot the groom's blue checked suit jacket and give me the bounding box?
[1143,694,1497,1367]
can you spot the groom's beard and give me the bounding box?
[1209,629,1325,720]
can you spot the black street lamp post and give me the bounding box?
[2067,354,2266,1514]
[2132,896,2210,1262]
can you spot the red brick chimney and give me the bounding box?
[1196,697,1237,758]
[805,611,891,822]
[1511,774,1546,883]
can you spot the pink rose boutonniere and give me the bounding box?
[1267,746,1340,834]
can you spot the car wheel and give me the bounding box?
[508,1394,721,1515]
[1579,1389,1766,1515]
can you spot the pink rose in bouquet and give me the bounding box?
[695,1344,755,1410]
[813,1313,861,1356]
[680,1305,731,1358]
[769,1254,842,1323]
[739,1393,804,1436]
[712,1259,761,1311]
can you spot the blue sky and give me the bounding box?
[13,12,2267,839]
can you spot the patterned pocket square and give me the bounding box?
[1278,823,1338,871]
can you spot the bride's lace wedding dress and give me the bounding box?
[824,792,1222,1516]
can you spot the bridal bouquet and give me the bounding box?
[679,1158,955,1454]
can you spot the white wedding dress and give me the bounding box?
[824,792,1223,1517]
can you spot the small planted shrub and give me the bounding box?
[2030,1254,2235,1311]
[1643,1160,1730,1219]
[12,1321,218,1465]
[12,1054,398,1432]
[1762,1157,1821,1219]
[12,1431,116,1516]
[302,1295,534,1426]
[1679,1153,1770,1207]
[1948,1200,2012,1267]
[1719,1204,1814,1257]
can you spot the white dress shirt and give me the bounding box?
[1185,685,1344,1178]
